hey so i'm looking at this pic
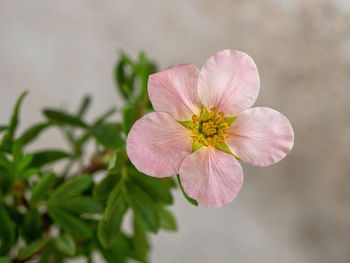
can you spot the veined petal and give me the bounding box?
[198,49,260,116]
[226,107,294,167]
[148,64,201,121]
[126,112,193,178]
[179,147,243,208]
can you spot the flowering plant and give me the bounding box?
[127,49,294,208]
[0,50,293,262]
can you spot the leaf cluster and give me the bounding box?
[0,52,179,263]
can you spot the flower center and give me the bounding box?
[190,107,230,147]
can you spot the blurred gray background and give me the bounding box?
[1,0,350,262]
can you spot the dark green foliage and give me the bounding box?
[0,51,183,262]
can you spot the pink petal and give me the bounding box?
[179,147,244,208]
[198,49,260,116]
[126,112,193,178]
[226,107,294,167]
[148,64,201,121]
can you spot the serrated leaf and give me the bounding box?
[31,172,56,203]
[127,184,159,233]
[98,181,127,248]
[18,238,49,260]
[21,208,43,243]
[0,206,15,254]
[90,123,124,150]
[122,105,137,134]
[176,174,198,206]
[43,109,88,128]
[18,122,52,146]
[48,207,92,238]
[48,174,92,205]
[30,150,70,167]
[60,196,104,215]
[158,207,177,231]
[54,234,76,256]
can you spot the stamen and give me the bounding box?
[188,107,231,148]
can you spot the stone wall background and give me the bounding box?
[1,0,350,262]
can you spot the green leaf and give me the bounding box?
[130,219,149,262]
[0,126,7,133]
[48,174,93,205]
[98,233,132,263]
[43,109,88,128]
[54,234,76,256]
[98,181,127,248]
[93,108,116,126]
[108,149,126,174]
[77,95,91,118]
[20,167,39,180]
[17,153,33,173]
[176,174,198,206]
[18,122,52,146]
[48,207,92,238]
[224,116,237,125]
[90,123,124,150]
[158,207,177,231]
[0,206,15,255]
[30,150,70,167]
[0,168,13,195]
[127,184,159,233]
[60,196,104,215]
[31,172,56,203]
[0,257,10,263]
[18,238,49,260]
[129,169,173,205]
[9,91,28,137]
[21,208,43,243]
[93,173,121,202]
[122,105,137,134]
[0,153,13,173]
[115,55,135,100]
[0,133,12,153]
[37,244,53,263]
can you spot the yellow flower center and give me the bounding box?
[190,107,230,147]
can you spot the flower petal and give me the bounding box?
[148,64,201,121]
[198,49,260,116]
[179,147,243,208]
[126,112,193,178]
[226,107,294,167]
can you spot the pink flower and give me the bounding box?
[126,49,294,208]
